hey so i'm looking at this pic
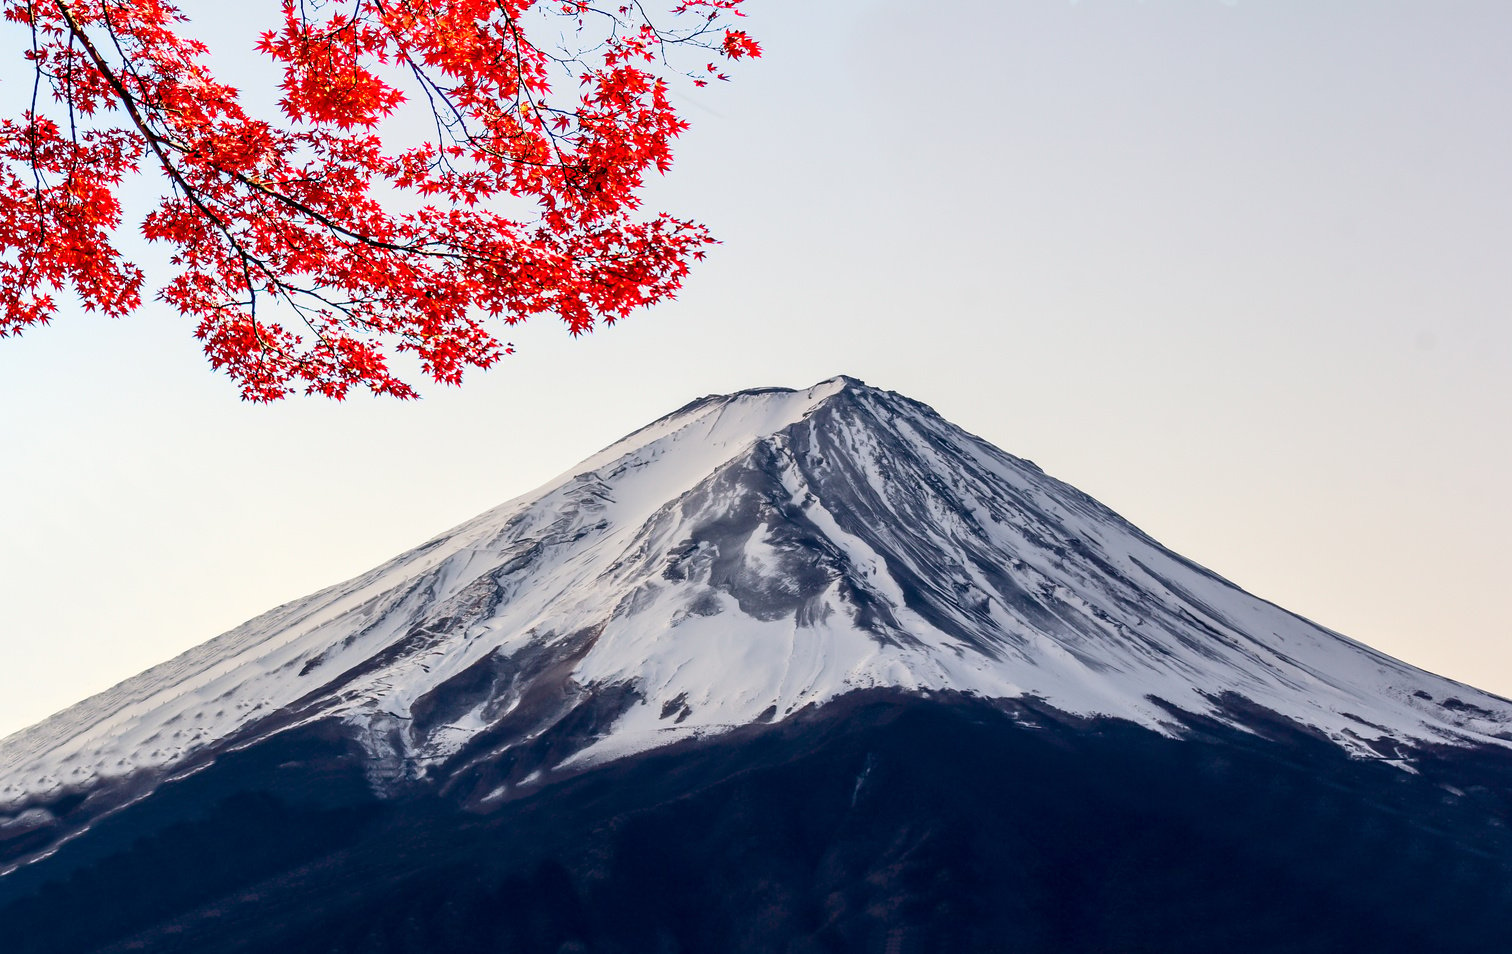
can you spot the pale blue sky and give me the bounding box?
[1,1,1508,737]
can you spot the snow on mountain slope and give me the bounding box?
[3,376,1509,810]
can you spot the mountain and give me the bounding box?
[3,375,1511,953]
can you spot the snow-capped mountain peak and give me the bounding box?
[4,376,1509,814]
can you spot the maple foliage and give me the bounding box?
[0,0,758,399]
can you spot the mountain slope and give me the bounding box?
[5,376,1512,952]
[5,691,1512,954]
[4,377,1510,833]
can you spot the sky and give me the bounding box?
[1,0,1509,739]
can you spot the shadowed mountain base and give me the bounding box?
[4,691,1510,953]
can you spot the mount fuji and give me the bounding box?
[3,376,1511,953]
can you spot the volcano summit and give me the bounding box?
[3,377,1511,953]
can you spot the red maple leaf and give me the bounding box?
[0,0,759,400]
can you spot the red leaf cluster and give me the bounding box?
[1,0,757,399]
